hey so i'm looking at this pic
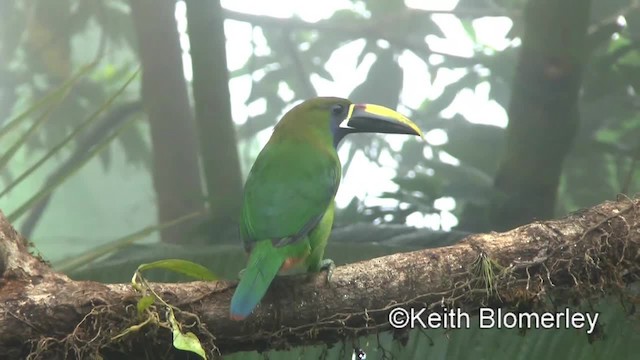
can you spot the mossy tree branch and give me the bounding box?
[1,196,639,359]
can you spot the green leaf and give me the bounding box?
[172,331,207,359]
[136,295,155,315]
[168,308,207,359]
[137,259,217,281]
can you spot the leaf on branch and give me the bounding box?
[128,258,216,359]
[170,311,207,360]
[136,258,218,281]
[136,294,155,315]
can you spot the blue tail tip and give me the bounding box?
[230,312,247,321]
[230,300,252,321]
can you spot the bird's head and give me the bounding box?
[272,97,423,148]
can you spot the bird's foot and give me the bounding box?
[237,268,245,280]
[319,258,335,283]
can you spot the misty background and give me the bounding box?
[0,0,639,359]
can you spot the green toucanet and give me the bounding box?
[230,97,423,320]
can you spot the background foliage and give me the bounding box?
[1,0,640,359]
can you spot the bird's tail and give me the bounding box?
[230,240,284,320]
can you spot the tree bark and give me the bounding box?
[1,196,639,359]
[490,0,592,231]
[185,0,243,228]
[130,0,205,243]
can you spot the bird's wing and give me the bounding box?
[240,140,340,250]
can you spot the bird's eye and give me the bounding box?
[331,104,344,115]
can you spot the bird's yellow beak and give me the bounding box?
[339,103,424,139]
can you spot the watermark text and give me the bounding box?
[387,307,599,334]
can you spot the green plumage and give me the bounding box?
[230,98,347,320]
[229,96,423,320]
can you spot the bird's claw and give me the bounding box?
[237,268,246,280]
[320,258,335,283]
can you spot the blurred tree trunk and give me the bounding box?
[130,0,204,243]
[185,0,243,233]
[490,0,591,231]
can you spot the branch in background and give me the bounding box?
[587,0,640,35]
[1,197,639,358]
[223,8,511,32]
[222,9,467,61]
[282,31,317,99]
